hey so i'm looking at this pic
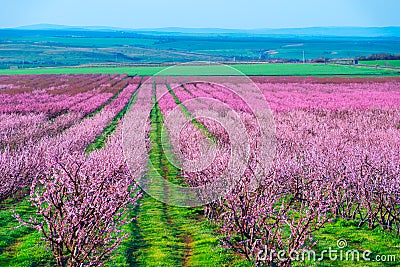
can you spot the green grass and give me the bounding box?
[233,63,399,76]
[360,60,400,68]
[0,63,398,76]
[0,199,53,267]
[312,219,400,266]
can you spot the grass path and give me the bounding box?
[0,199,52,266]
[109,84,248,267]
[86,77,143,152]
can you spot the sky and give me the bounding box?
[0,0,399,29]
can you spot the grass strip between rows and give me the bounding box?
[108,83,249,267]
[86,77,143,153]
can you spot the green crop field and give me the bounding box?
[1,30,399,70]
[0,63,398,76]
[360,60,400,68]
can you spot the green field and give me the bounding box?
[360,60,400,68]
[0,63,398,76]
[1,30,400,69]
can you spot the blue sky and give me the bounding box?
[0,0,399,29]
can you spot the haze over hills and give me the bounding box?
[7,24,400,37]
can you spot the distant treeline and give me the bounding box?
[356,54,400,60]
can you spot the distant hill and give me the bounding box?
[14,24,125,32]
[8,24,400,38]
[136,26,400,38]
[0,24,399,68]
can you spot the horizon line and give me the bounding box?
[2,23,400,31]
